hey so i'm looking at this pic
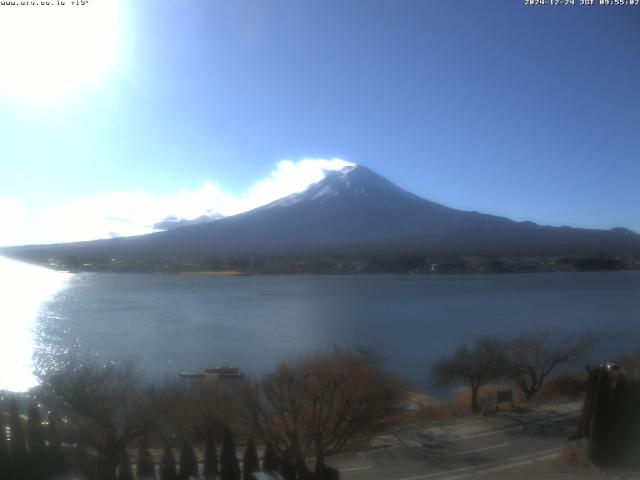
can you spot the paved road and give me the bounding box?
[327,403,590,480]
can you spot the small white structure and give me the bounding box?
[180,365,245,395]
[252,473,285,480]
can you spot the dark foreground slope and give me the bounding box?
[3,165,639,269]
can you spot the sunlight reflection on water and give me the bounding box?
[0,256,70,391]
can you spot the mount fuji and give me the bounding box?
[3,165,639,265]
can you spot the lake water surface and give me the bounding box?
[2,256,639,392]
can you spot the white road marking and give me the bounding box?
[455,425,520,440]
[339,465,373,472]
[373,443,427,453]
[396,447,560,480]
[444,442,509,457]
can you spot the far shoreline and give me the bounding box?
[177,270,250,277]
[2,253,639,276]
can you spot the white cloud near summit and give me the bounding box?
[0,158,354,247]
[223,158,354,215]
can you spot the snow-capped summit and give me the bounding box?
[269,164,425,208]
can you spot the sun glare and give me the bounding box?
[0,256,69,391]
[0,0,120,102]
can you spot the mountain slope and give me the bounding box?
[3,165,640,262]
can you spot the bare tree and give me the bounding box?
[431,339,505,414]
[244,349,406,478]
[162,379,242,443]
[619,351,640,372]
[38,360,180,480]
[502,330,595,401]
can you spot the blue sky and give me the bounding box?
[0,0,638,245]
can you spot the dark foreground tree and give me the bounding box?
[10,400,28,480]
[244,348,406,477]
[159,446,178,480]
[136,441,157,480]
[220,425,240,480]
[178,440,198,480]
[261,443,278,472]
[278,446,297,480]
[203,430,219,478]
[242,438,259,480]
[75,444,95,480]
[502,330,595,400]
[117,450,134,480]
[39,360,179,480]
[27,402,47,480]
[47,413,66,479]
[432,339,504,414]
[0,418,13,480]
